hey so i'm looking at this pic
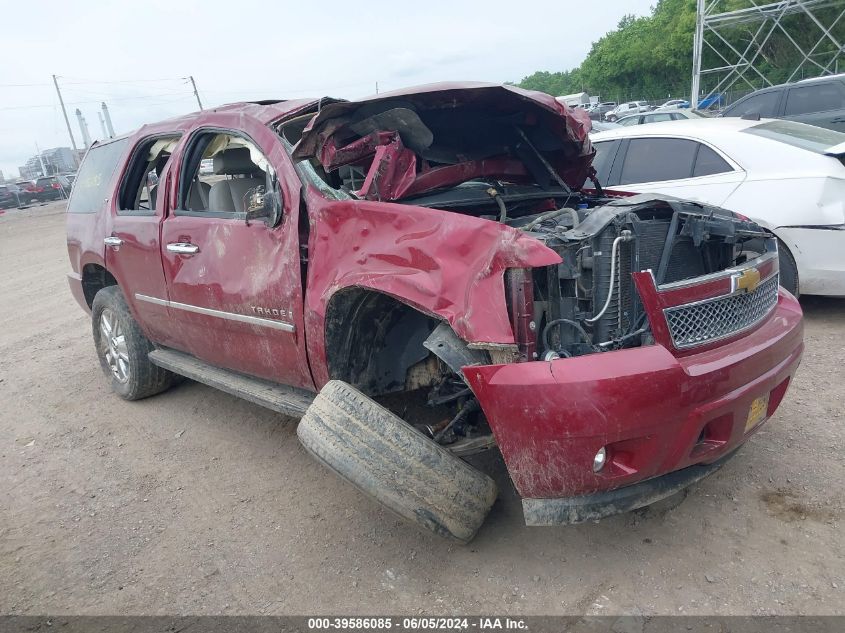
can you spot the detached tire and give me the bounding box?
[91,286,177,400]
[298,380,498,543]
[777,239,799,298]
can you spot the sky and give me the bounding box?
[0,0,656,179]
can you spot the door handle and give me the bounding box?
[166,242,200,254]
[831,117,845,123]
[104,236,123,249]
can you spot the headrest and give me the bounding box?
[213,147,260,175]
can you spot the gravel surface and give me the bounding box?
[0,202,842,615]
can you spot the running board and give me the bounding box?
[148,348,315,418]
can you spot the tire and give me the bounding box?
[777,239,799,298]
[298,380,498,543]
[91,285,178,400]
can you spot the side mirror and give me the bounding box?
[245,186,282,226]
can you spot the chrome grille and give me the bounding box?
[664,274,779,349]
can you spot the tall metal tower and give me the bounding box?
[691,0,845,107]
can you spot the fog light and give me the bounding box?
[593,447,607,472]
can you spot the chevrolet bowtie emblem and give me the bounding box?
[732,267,761,293]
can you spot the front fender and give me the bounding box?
[304,194,561,387]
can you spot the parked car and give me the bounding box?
[0,184,24,209]
[66,83,802,542]
[34,175,71,201]
[15,180,37,204]
[591,117,845,296]
[656,99,690,110]
[720,73,845,132]
[616,109,710,126]
[605,101,652,122]
[588,102,617,121]
[589,120,621,133]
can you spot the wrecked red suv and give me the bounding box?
[66,83,803,542]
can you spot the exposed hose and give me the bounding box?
[584,230,633,324]
[487,188,508,223]
[522,205,581,232]
[522,208,565,231]
[542,318,594,352]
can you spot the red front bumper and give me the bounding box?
[463,289,803,511]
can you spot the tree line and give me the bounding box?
[517,0,844,104]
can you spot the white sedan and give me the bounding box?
[590,118,845,296]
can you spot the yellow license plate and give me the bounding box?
[745,394,770,432]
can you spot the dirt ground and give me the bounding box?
[0,202,843,616]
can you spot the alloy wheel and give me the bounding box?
[99,308,129,383]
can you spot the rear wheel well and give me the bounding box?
[82,264,118,308]
[324,288,440,397]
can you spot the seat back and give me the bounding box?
[208,148,264,212]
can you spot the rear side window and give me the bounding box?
[591,140,620,186]
[725,91,781,118]
[67,139,129,214]
[117,136,180,214]
[692,145,732,177]
[619,138,698,184]
[784,82,845,115]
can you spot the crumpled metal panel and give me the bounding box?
[292,82,594,196]
[303,191,562,388]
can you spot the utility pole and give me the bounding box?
[189,75,203,110]
[52,75,80,166]
[375,81,379,95]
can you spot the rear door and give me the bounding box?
[158,119,313,390]
[782,81,845,132]
[104,135,181,347]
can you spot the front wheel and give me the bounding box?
[91,286,178,400]
[298,380,498,543]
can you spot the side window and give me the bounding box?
[117,136,180,213]
[177,131,273,216]
[67,138,130,214]
[646,113,674,123]
[692,144,733,177]
[619,138,698,184]
[617,116,639,126]
[726,91,781,117]
[784,83,845,115]
[591,140,620,186]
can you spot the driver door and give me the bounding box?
[158,122,313,390]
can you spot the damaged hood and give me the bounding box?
[292,82,594,201]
